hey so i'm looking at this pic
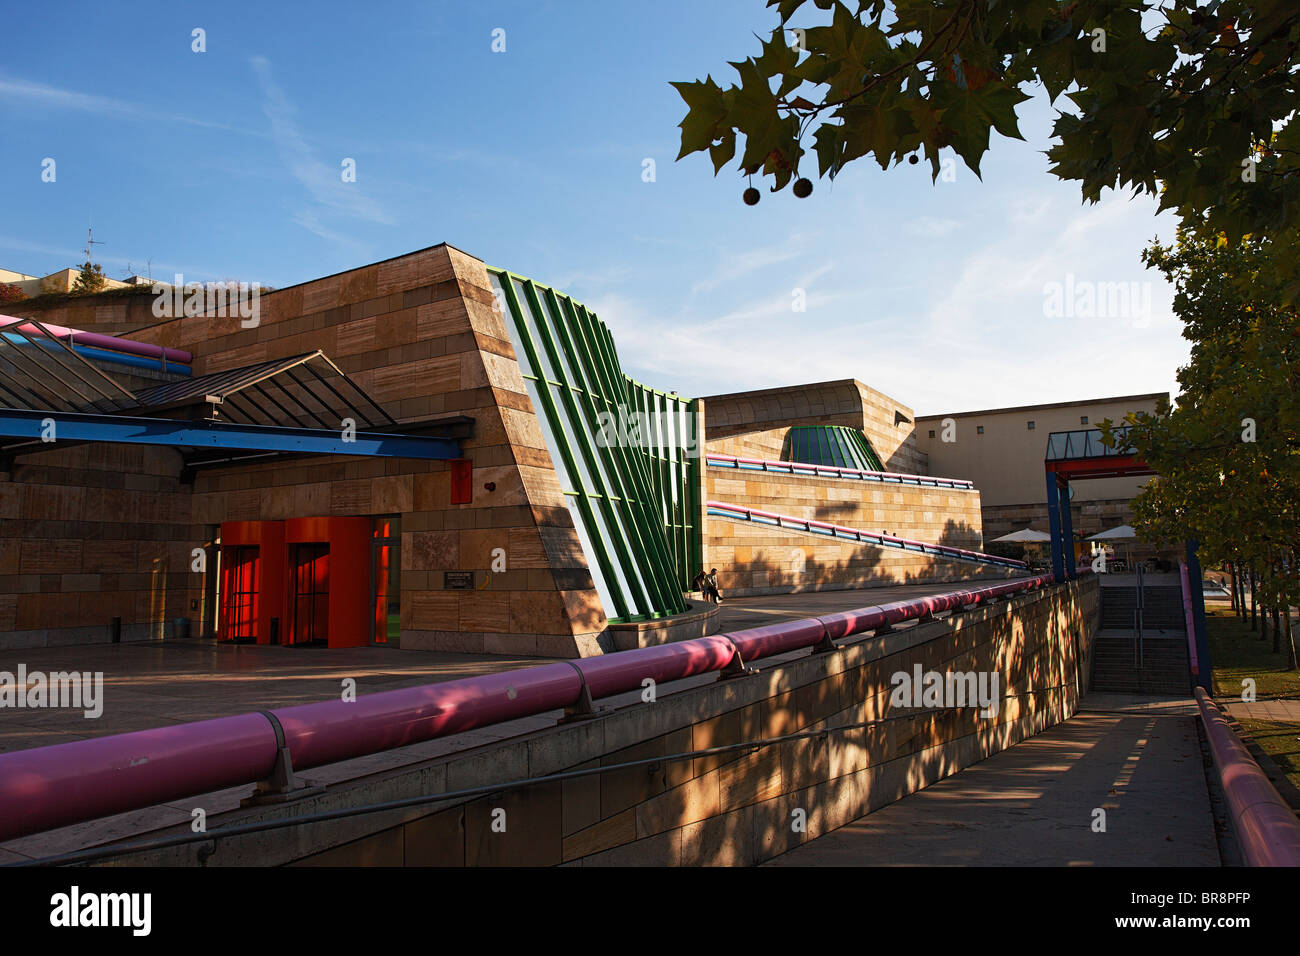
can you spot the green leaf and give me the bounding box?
[671,76,729,160]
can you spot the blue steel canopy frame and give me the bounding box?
[0,335,469,475]
[0,408,461,469]
[1043,426,1209,689]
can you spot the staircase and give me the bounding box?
[1091,634,1192,695]
[1093,583,1193,695]
[1100,585,1184,629]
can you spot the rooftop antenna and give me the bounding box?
[83,224,105,264]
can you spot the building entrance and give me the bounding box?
[290,543,330,646]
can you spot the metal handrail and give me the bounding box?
[1195,688,1300,866]
[705,453,975,489]
[706,500,1028,570]
[0,573,1061,843]
[1179,562,1200,678]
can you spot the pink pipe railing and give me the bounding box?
[706,453,974,489]
[707,500,1028,570]
[1179,562,1200,677]
[1194,688,1300,866]
[0,574,1062,843]
[0,315,193,365]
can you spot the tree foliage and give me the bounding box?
[1098,230,1299,643]
[673,0,1300,289]
[71,261,106,295]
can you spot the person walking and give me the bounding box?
[704,568,723,604]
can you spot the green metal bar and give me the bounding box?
[688,399,703,578]
[574,300,686,613]
[573,303,684,615]
[610,343,686,613]
[486,266,690,619]
[562,295,679,616]
[532,283,652,616]
[496,275,631,620]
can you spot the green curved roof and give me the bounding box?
[782,425,884,472]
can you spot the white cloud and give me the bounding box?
[250,56,395,238]
[0,75,254,134]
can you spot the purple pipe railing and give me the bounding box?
[1179,562,1200,678]
[1195,688,1300,866]
[707,500,1028,570]
[707,452,974,489]
[0,573,1063,843]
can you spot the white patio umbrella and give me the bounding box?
[990,528,1053,543]
[1087,524,1138,567]
[989,528,1052,568]
[1087,524,1137,541]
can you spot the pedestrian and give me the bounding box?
[691,569,708,595]
[704,568,723,604]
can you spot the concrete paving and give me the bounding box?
[0,579,990,756]
[0,641,550,755]
[767,692,1219,866]
[1225,699,1300,721]
[715,579,1009,631]
[0,582,978,861]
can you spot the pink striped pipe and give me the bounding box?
[707,453,974,489]
[707,500,1028,569]
[0,315,192,365]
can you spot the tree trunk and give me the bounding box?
[1273,603,1283,654]
[1285,606,1297,671]
[1235,563,1248,620]
[1251,565,1259,632]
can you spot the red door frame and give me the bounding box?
[219,516,371,648]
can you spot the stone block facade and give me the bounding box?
[703,379,927,475]
[0,244,608,656]
[704,467,1009,596]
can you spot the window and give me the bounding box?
[976,425,984,435]
[219,546,259,642]
[1027,421,1035,430]
[928,429,935,438]
[372,516,401,646]
[1080,415,1089,425]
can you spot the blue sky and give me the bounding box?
[1,0,1187,415]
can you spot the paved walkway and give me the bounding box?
[1224,699,1300,722]
[0,579,986,757]
[715,580,1007,631]
[0,581,983,861]
[0,641,548,755]
[767,693,1219,866]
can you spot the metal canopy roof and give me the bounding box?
[0,328,469,475]
[0,317,137,415]
[130,351,395,430]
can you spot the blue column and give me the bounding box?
[1046,472,1064,580]
[1059,481,1075,578]
[1186,539,1212,691]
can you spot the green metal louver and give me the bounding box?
[782,425,884,472]
[488,269,700,622]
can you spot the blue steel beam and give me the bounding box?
[1059,480,1075,580]
[0,409,459,460]
[1046,472,1065,580]
[1186,539,1212,691]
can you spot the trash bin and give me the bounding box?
[172,617,191,640]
